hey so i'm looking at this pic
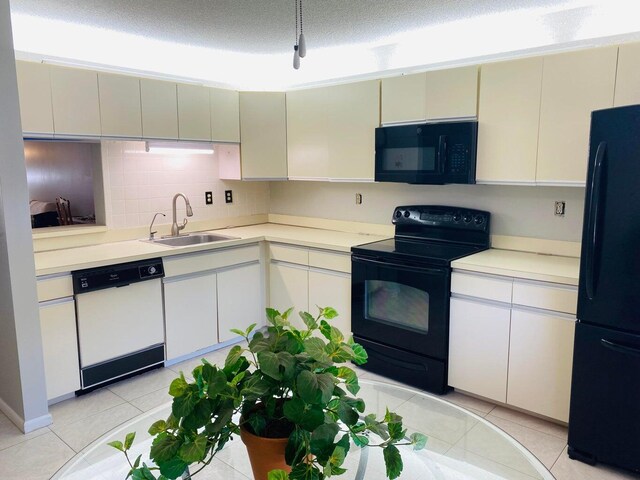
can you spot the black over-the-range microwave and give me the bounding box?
[374,120,478,184]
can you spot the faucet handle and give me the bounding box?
[179,217,188,231]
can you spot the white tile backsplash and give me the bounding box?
[102,141,270,229]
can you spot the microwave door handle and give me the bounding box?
[438,135,448,173]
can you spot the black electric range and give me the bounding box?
[351,205,491,394]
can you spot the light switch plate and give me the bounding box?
[205,191,213,205]
[554,201,565,216]
[225,190,233,204]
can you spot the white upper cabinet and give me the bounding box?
[287,87,330,180]
[536,47,617,185]
[177,84,211,141]
[98,72,142,138]
[614,42,640,107]
[476,57,544,184]
[210,87,240,142]
[239,91,288,179]
[381,73,427,124]
[327,80,379,181]
[425,65,478,120]
[50,65,101,136]
[15,61,54,135]
[381,66,478,125]
[140,78,179,139]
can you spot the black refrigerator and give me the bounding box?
[568,104,640,473]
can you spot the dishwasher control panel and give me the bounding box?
[72,258,165,294]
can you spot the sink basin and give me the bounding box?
[147,233,238,247]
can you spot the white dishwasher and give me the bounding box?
[72,258,165,391]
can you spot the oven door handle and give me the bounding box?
[352,255,447,275]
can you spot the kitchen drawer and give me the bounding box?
[269,244,309,265]
[308,250,350,273]
[37,275,73,302]
[164,244,260,278]
[451,271,513,303]
[512,279,577,315]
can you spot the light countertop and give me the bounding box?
[34,223,389,276]
[451,249,580,286]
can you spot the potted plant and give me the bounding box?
[110,307,427,480]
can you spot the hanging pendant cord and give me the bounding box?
[295,0,299,45]
[299,0,303,35]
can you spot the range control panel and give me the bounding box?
[72,258,165,294]
[392,205,490,233]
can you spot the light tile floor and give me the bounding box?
[1,343,638,479]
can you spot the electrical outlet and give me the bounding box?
[205,191,213,205]
[355,193,363,205]
[554,201,566,216]
[225,190,233,204]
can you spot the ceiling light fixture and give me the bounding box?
[145,141,214,155]
[293,0,306,69]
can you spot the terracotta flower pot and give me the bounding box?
[240,424,290,480]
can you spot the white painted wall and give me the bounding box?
[0,0,50,432]
[270,181,585,242]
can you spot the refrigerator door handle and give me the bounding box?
[585,141,606,300]
[601,338,640,358]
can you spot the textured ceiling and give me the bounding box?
[10,0,571,54]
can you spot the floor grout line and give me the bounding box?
[49,428,80,454]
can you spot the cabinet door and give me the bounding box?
[39,300,80,400]
[98,72,142,137]
[140,78,179,139]
[15,61,54,135]
[381,73,427,124]
[286,87,330,180]
[210,88,240,142]
[327,80,379,181]
[164,274,218,361]
[239,92,288,179]
[50,66,101,136]
[476,57,543,184]
[269,263,309,329]
[614,43,640,107]
[507,308,575,422]
[448,297,511,402]
[425,65,478,120]
[308,269,351,335]
[536,47,617,184]
[177,84,211,141]
[217,263,264,343]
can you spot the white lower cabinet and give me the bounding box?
[507,308,575,422]
[448,297,511,403]
[449,270,577,422]
[217,263,262,343]
[39,299,81,401]
[308,269,351,335]
[164,273,218,361]
[269,263,309,329]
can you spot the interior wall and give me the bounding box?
[0,0,49,431]
[101,141,270,229]
[24,141,96,217]
[269,181,586,242]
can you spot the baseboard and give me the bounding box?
[0,396,52,433]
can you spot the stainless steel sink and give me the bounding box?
[146,233,238,247]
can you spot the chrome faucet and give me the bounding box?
[171,193,193,236]
[149,212,166,240]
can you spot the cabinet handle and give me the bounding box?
[601,338,640,358]
[585,141,606,301]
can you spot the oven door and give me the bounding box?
[351,254,450,359]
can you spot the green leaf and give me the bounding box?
[178,433,208,463]
[207,369,228,396]
[410,432,428,450]
[265,307,280,325]
[225,345,244,369]
[303,337,332,365]
[342,396,365,413]
[132,465,156,480]
[107,440,124,452]
[285,427,308,465]
[337,400,359,426]
[299,405,325,432]
[321,307,338,320]
[296,370,334,405]
[337,366,360,395]
[133,454,142,469]
[364,414,389,440]
[230,328,246,337]
[289,463,321,480]
[283,398,324,432]
[329,445,346,467]
[350,432,369,447]
[384,409,403,424]
[268,470,290,480]
[158,456,189,479]
[388,422,405,441]
[283,397,306,424]
[209,404,234,434]
[245,323,257,336]
[280,307,294,322]
[383,444,404,480]
[299,311,317,330]
[172,391,198,418]
[310,422,340,464]
[350,342,368,365]
[124,431,136,450]
[150,432,182,463]
[166,414,179,430]
[168,376,189,397]
[319,320,332,341]
[241,377,272,400]
[257,351,282,380]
